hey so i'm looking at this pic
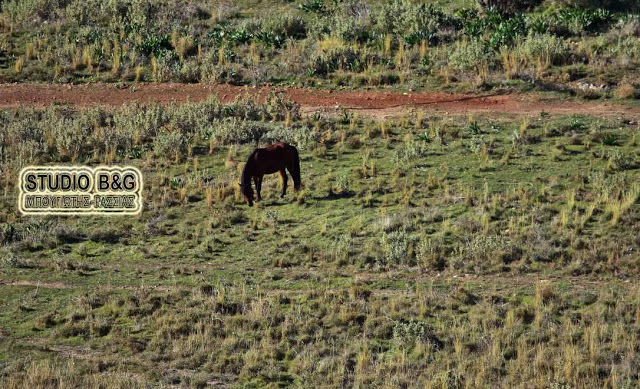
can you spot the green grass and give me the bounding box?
[0,96,638,386]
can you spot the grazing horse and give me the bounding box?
[240,142,301,206]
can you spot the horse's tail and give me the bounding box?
[290,146,301,191]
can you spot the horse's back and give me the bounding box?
[249,143,296,175]
[264,142,292,152]
[260,142,296,159]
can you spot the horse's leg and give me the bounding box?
[253,177,260,202]
[287,163,301,192]
[279,169,288,198]
[257,175,263,201]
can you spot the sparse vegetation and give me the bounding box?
[0,0,638,95]
[0,96,638,386]
[0,0,639,387]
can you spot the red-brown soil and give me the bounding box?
[0,83,638,118]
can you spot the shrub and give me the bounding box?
[52,110,102,161]
[329,0,373,43]
[516,33,568,66]
[221,96,264,121]
[476,0,543,14]
[556,0,639,12]
[265,92,301,121]
[201,64,245,86]
[1,249,28,268]
[526,14,550,34]
[3,0,63,27]
[312,48,364,76]
[299,0,325,14]
[380,229,414,266]
[63,0,207,31]
[263,124,319,151]
[616,15,640,37]
[135,33,172,58]
[393,140,429,165]
[0,224,19,246]
[615,82,637,99]
[374,0,459,44]
[453,235,518,270]
[461,8,527,48]
[210,118,265,145]
[393,320,430,342]
[488,14,528,48]
[152,54,181,82]
[177,61,201,83]
[153,127,184,159]
[416,236,447,270]
[262,13,307,41]
[553,7,611,35]
[112,102,166,142]
[448,40,493,74]
[332,235,352,261]
[226,22,256,45]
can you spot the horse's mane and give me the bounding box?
[240,150,257,191]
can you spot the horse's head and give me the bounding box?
[239,181,254,206]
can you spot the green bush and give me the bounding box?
[263,124,319,151]
[299,0,325,14]
[313,48,364,76]
[2,0,63,27]
[265,92,301,121]
[0,95,303,166]
[614,36,640,61]
[614,15,640,38]
[328,0,374,43]
[380,229,414,266]
[210,118,265,145]
[63,0,207,31]
[448,40,494,73]
[516,33,568,66]
[476,0,544,14]
[1,249,27,268]
[261,13,307,41]
[393,140,429,165]
[393,320,432,342]
[153,128,184,159]
[416,236,447,271]
[461,8,526,48]
[556,0,639,12]
[112,102,166,143]
[374,0,460,44]
[553,7,611,35]
[201,64,245,85]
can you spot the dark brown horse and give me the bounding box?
[240,142,301,206]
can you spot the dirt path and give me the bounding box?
[0,83,638,118]
[1,274,630,294]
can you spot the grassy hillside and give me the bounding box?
[0,0,639,97]
[0,96,638,387]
